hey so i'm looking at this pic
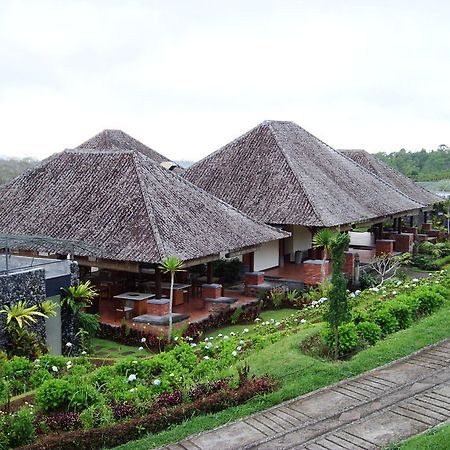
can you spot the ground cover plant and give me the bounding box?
[395,422,450,450]
[1,269,449,449]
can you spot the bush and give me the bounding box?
[213,258,242,283]
[356,321,382,345]
[4,356,33,395]
[7,406,35,448]
[37,411,81,433]
[360,271,377,289]
[68,381,102,412]
[79,404,115,430]
[386,301,413,330]
[322,322,359,356]
[35,379,73,413]
[412,255,440,271]
[373,309,399,335]
[351,309,370,324]
[395,294,421,318]
[413,287,445,315]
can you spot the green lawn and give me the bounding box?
[91,338,153,359]
[398,423,450,449]
[203,308,300,339]
[116,300,450,450]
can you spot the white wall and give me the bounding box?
[254,240,279,271]
[289,226,312,261]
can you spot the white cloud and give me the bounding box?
[0,0,448,160]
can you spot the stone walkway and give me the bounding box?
[161,339,450,450]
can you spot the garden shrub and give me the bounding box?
[79,404,115,430]
[0,406,35,448]
[30,368,53,389]
[373,309,399,335]
[412,255,440,271]
[360,271,377,289]
[68,381,102,412]
[395,294,421,318]
[37,411,81,433]
[351,309,370,324]
[35,379,74,413]
[386,300,413,330]
[213,258,242,283]
[413,287,445,315]
[4,356,33,395]
[322,322,359,356]
[356,321,382,345]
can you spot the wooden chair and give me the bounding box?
[115,300,133,322]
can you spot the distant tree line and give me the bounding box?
[0,157,37,184]
[375,145,450,181]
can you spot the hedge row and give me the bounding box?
[18,375,275,450]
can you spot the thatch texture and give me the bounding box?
[76,129,171,165]
[0,148,287,263]
[184,121,425,227]
[340,149,441,206]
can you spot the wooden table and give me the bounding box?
[140,282,192,305]
[113,292,155,316]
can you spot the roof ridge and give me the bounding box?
[131,153,167,261]
[267,122,325,227]
[296,127,427,209]
[339,149,428,207]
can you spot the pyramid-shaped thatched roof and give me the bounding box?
[340,149,441,207]
[184,121,425,227]
[0,147,286,263]
[76,129,171,165]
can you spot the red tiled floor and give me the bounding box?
[265,263,306,282]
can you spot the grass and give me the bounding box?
[91,338,152,359]
[397,422,450,449]
[203,308,300,339]
[115,300,450,450]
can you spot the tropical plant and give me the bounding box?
[0,300,47,329]
[159,256,186,342]
[39,299,59,318]
[324,231,351,360]
[61,281,98,314]
[312,228,337,283]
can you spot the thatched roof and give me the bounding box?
[76,129,172,165]
[340,149,441,207]
[184,121,425,227]
[0,148,287,264]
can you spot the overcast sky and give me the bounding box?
[0,0,449,161]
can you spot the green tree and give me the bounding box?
[324,232,351,360]
[312,228,336,283]
[159,256,186,342]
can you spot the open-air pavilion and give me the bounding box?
[0,130,288,331]
[184,120,442,284]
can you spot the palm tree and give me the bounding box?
[159,256,185,342]
[312,228,337,283]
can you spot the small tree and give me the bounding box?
[159,256,185,342]
[312,228,337,283]
[324,232,351,360]
[368,252,411,285]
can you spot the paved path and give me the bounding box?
[162,339,450,450]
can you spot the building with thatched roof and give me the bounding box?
[184,120,436,269]
[0,138,286,271]
[340,149,440,207]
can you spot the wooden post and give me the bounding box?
[249,252,255,273]
[376,223,384,240]
[410,216,414,227]
[393,218,398,230]
[424,211,428,223]
[155,266,162,298]
[207,261,213,284]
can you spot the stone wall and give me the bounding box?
[0,268,46,349]
[61,261,80,355]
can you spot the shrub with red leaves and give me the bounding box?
[109,401,136,421]
[35,411,81,433]
[155,390,183,407]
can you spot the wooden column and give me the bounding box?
[249,251,255,273]
[410,216,414,227]
[278,239,285,268]
[155,266,162,298]
[393,218,398,229]
[207,261,213,284]
[376,223,384,240]
[424,211,428,223]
